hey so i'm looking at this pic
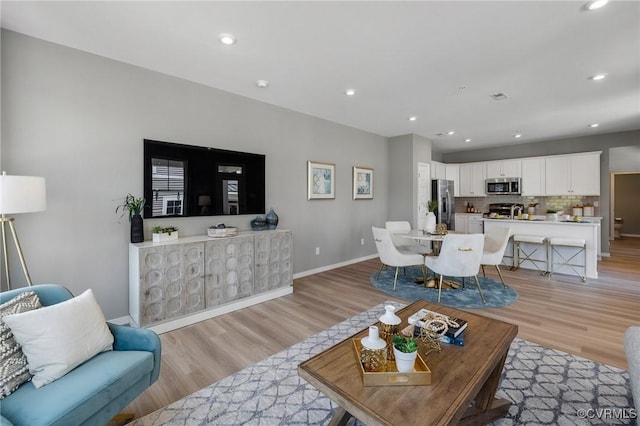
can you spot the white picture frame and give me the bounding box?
[352,166,373,200]
[307,161,335,200]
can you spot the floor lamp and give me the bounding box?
[0,172,47,290]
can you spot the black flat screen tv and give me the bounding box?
[143,139,265,218]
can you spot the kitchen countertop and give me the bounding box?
[482,217,600,225]
[483,217,601,278]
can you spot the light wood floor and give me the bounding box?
[126,237,640,419]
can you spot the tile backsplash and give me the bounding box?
[455,195,600,216]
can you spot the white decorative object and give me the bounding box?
[207,227,239,238]
[546,213,558,222]
[393,346,418,372]
[153,231,178,243]
[360,325,387,373]
[379,305,401,327]
[393,346,418,373]
[425,212,437,233]
[3,289,113,389]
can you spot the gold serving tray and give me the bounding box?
[352,339,432,386]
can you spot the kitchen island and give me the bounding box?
[483,218,599,279]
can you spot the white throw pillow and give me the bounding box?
[3,289,114,389]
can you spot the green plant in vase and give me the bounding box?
[152,226,178,235]
[428,200,438,213]
[392,335,418,353]
[115,194,146,222]
[392,335,418,372]
[116,194,146,243]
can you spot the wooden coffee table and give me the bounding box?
[298,300,518,426]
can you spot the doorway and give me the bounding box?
[610,172,640,239]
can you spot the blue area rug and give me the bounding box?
[371,266,518,309]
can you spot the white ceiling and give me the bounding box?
[2,1,639,153]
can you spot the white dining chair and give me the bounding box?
[384,221,430,255]
[424,233,486,304]
[372,227,427,290]
[480,226,511,288]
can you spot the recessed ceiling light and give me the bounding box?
[514,132,522,138]
[218,33,237,45]
[589,123,600,128]
[447,131,455,135]
[589,73,607,81]
[464,138,472,143]
[491,93,509,101]
[408,116,417,121]
[345,89,356,96]
[585,0,609,11]
[256,80,269,88]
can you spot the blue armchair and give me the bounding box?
[0,284,161,426]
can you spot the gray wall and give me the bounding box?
[387,134,432,229]
[1,30,389,318]
[610,145,640,173]
[442,130,640,253]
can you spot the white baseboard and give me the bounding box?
[621,233,640,238]
[108,315,134,326]
[293,253,379,279]
[145,287,293,334]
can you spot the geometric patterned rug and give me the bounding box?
[132,302,635,426]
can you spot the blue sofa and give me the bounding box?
[0,284,161,426]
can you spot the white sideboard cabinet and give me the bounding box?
[129,230,293,332]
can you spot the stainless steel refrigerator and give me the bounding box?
[431,179,455,231]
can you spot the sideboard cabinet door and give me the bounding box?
[204,235,255,307]
[255,230,293,294]
[136,242,204,327]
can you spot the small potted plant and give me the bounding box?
[392,335,418,372]
[152,226,179,243]
[116,194,146,243]
[546,209,558,222]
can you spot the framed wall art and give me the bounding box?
[307,161,335,199]
[352,166,373,199]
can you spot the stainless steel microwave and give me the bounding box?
[486,178,521,195]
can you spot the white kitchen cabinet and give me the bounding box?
[454,213,467,233]
[485,159,522,178]
[545,152,601,196]
[454,213,484,233]
[458,163,486,197]
[431,161,446,180]
[445,164,460,196]
[129,230,293,331]
[521,157,545,196]
[467,214,485,234]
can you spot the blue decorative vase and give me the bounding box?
[251,216,267,231]
[266,208,279,230]
[131,214,144,243]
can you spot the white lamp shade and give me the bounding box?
[0,174,47,214]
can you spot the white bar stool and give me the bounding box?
[511,234,548,275]
[548,237,587,282]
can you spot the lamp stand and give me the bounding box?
[1,215,33,290]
